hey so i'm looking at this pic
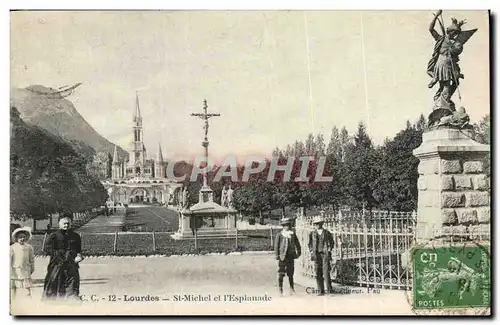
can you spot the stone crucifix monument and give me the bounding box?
[171,100,237,239]
[413,10,490,243]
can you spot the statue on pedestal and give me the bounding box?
[427,10,477,128]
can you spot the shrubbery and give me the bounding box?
[30,229,280,257]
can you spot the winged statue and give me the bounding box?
[427,10,477,123]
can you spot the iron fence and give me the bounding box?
[296,209,491,291]
[296,209,417,290]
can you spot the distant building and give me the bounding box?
[87,152,112,179]
[98,93,182,204]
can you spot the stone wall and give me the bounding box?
[413,127,490,242]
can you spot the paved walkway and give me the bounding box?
[12,254,413,316]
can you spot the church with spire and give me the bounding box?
[91,93,181,204]
[110,93,167,180]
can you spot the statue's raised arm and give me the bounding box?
[427,11,477,114]
[429,10,444,41]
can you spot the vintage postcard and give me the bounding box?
[9,10,491,316]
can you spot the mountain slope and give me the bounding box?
[10,85,128,161]
[10,106,108,222]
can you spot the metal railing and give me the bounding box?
[296,209,417,290]
[295,209,491,291]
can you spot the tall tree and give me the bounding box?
[326,126,341,157]
[304,133,316,156]
[339,126,350,162]
[416,114,427,132]
[293,140,306,157]
[314,133,326,157]
[341,122,379,210]
[374,121,423,211]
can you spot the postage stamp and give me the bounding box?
[412,242,491,310]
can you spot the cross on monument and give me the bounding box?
[191,99,220,188]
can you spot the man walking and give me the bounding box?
[308,216,335,295]
[42,217,84,300]
[274,217,301,296]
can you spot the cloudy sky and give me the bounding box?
[10,10,490,161]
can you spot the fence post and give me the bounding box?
[113,231,118,253]
[235,228,238,249]
[152,231,156,253]
[194,228,198,251]
[270,227,273,247]
[42,232,48,254]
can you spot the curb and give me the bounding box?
[34,251,274,260]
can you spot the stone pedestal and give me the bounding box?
[413,127,490,242]
[171,185,237,240]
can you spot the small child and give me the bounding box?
[10,227,35,303]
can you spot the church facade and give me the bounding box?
[101,94,182,204]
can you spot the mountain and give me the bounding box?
[10,106,108,224]
[10,85,128,161]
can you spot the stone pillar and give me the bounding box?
[413,127,490,242]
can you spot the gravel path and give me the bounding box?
[12,254,413,315]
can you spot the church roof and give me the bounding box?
[183,201,236,215]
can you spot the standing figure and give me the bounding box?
[427,10,477,111]
[226,185,234,208]
[182,187,189,208]
[10,227,35,303]
[308,216,335,295]
[274,217,301,296]
[221,185,228,207]
[42,218,84,300]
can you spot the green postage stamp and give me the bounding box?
[412,243,491,310]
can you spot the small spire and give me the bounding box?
[112,145,119,164]
[157,142,164,162]
[134,92,141,118]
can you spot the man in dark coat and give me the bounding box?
[274,217,301,296]
[308,216,335,295]
[42,217,84,299]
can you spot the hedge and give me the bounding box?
[29,229,281,257]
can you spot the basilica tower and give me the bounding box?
[131,92,146,175]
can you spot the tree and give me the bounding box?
[416,114,427,132]
[373,121,423,211]
[10,108,108,229]
[314,134,326,157]
[339,126,350,162]
[304,133,316,156]
[232,160,273,219]
[326,126,341,157]
[341,122,380,210]
[293,140,305,157]
[472,114,490,178]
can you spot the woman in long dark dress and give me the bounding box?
[42,218,84,299]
